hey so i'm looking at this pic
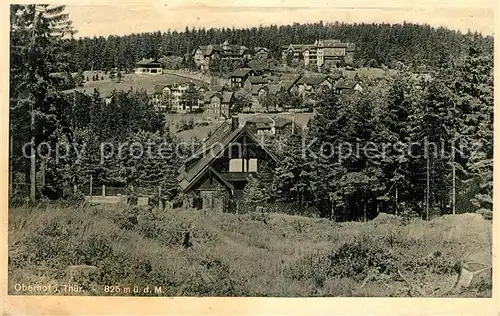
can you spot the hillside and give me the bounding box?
[8,204,492,297]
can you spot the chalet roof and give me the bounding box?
[203,91,216,103]
[253,47,270,53]
[206,91,234,103]
[178,122,279,192]
[247,76,267,84]
[329,73,344,80]
[194,43,250,57]
[246,115,292,129]
[230,68,253,78]
[135,58,161,66]
[297,75,330,86]
[209,84,229,92]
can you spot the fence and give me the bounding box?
[79,185,127,197]
[224,200,319,217]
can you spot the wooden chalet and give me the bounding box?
[177,116,279,209]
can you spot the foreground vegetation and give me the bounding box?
[8,203,491,297]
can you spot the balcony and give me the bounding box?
[220,172,256,181]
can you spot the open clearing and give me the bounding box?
[8,204,491,297]
[67,72,208,96]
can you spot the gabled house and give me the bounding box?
[135,58,163,75]
[297,75,334,97]
[204,91,234,120]
[177,116,279,209]
[245,115,293,136]
[192,40,252,71]
[230,68,255,89]
[252,47,270,60]
[247,60,272,77]
[335,80,363,94]
[280,75,302,95]
[244,76,267,92]
[153,81,205,113]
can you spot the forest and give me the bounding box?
[9,5,493,220]
[66,21,493,72]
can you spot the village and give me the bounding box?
[71,39,363,121]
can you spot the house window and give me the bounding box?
[229,158,258,172]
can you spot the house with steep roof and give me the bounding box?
[280,75,302,95]
[334,80,363,95]
[282,40,356,67]
[230,68,256,89]
[297,75,334,97]
[152,80,206,112]
[245,115,293,136]
[134,58,163,75]
[204,91,234,120]
[243,76,267,92]
[252,47,270,60]
[177,116,279,209]
[247,60,272,76]
[192,40,252,71]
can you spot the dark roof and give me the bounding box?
[247,76,267,84]
[206,91,234,103]
[253,47,270,53]
[230,68,253,78]
[246,115,292,129]
[209,84,229,92]
[193,42,250,58]
[297,75,331,86]
[135,58,161,66]
[178,122,279,192]
[204,91,217,103]
[335,80,358,89]
[329,73,344,80]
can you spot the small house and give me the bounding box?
[204,91,234,120]
[335,80,363,94]
[134,58,163,75]
[230,68,256,89]
[177,116,279,209]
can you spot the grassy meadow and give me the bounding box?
[8,203,492,297]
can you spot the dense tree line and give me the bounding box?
[10,5,180,200]
[246,41,493,220]
[66,22,492,72]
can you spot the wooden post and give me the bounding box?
[395,185,399,215]
[89,175,93,205]
[158,185,163,210]
[102,185,106,197]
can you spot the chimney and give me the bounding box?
[231,115,239,130]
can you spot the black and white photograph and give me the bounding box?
[5,0,495,307]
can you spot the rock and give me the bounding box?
[67,265,98,282]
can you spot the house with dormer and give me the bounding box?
[177,116,279,209]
